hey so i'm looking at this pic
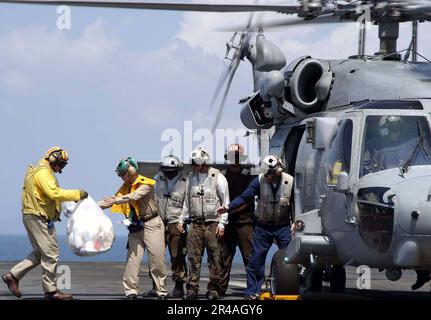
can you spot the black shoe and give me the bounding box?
[126,294,138,300]
[206,291,219,300]
[168,282,184,298]
[183,291,198,300]
[144,289,158,297]
[412,271,431,290]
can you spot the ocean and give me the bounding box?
[0,234,279,263]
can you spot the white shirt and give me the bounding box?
[180,171,229,228]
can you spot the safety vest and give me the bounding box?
[255,172,293,225]
[187,167,221,222]
[111,175,158,221]
[155,171,187,223]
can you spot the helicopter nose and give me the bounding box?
[393,177,431,236]
[391,177,431,266]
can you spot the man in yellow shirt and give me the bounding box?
[2,146,88,300]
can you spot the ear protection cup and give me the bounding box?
[46,149,68,164]
[127,164,137,176]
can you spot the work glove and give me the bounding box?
[79,190,89,200]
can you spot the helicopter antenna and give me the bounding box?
[358,19,366,58]
[412,21,418,63]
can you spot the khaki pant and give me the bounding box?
[186,222,222,295]
[220,223,253,294]
[166,223,187,283]
[123,216,168,296]
[10,214,59,293]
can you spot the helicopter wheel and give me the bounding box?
[270,250,299,295]
[330,265,346,293]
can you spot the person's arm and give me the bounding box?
[228,176,260,213]
[114,184,151,204]
[177,179,190,233]
[216,174,230,228]
[98,197,116,210]
[34,168,80,202]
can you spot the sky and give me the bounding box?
[1,0,431,235]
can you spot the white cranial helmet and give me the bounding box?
[191,147,211,165]
[261,155,283,174]
[161,155,183,172]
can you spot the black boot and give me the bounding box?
[412,270,431,290]
[169,281,184,298]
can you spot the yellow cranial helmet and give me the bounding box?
[44,146,69,171]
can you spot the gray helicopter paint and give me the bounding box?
[281,107,431,268]
[326,60,431,109]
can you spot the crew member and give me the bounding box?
[98,157,168,300]
[218,155,293,300]
[2,146,88,300]
[178,147,229,300]
[154,155,188,298]
[220,144,254,297]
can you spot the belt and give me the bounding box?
[191,219,216,225]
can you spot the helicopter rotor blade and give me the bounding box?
[211,14,254,109]
[0,0,300,14]
[218,14,349,32]
[211,55,240,132]
[210,7,256,127]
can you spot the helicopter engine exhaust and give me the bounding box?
[289,58,333,114]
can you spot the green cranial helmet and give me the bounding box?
[116,157,139,177]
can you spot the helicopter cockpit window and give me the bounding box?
[361,115,431,177]
[326,119,353,185]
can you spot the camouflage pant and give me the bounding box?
[165,223,187,283]
[186,222,222,295]
[219,223,254,294]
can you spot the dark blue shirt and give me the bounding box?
[228,176,260,213]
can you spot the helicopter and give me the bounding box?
[3,0,431,297]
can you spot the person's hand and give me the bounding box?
[177,223,185,234]
[216,226,225,239]
[79,190,89,200]
[216,206,228,215]
[102,196,116,207]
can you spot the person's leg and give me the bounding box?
[123,230,145,297]
[16,215,59,293]
[244,224,273,297]
[186,223,204,296]
[274,224,292,249]
[204,223,223,296]
[10,215,43,281]
[144,217,168,297]
[168,223,187,284]
[236,223,254,268]
[219,224,236,296]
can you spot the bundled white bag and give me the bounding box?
[66,196,115,257]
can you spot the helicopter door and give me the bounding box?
[284,126,306,176]
[321,119,356,231]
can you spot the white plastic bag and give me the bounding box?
[61,201,78,219]
[66,196,115,257]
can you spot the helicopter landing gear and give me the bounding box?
[269,250,300,295]
[307,268,323,292]
[330,265,346,293]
